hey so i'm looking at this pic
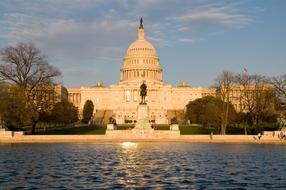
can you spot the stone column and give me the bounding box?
[78,94,80,104]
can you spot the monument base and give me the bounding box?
[170,124,179,131]
[106,103,180,138]
[132,123,153,135]
[105,129,180,138]
[133,104,153,131]
[107,124,117,130]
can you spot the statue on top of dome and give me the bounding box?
[139,17,144,29]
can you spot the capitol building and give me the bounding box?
[68,19,215,124]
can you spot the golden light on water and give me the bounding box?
[121,142,138,149]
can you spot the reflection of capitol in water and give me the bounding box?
[68,19,215,124]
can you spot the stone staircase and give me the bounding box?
[94,110,114,124]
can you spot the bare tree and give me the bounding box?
[214,71,236,135]
[0,43,61,91]
[0,42,61,134]
[269,74,286,101]
[236,73,276,129]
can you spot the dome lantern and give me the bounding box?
[138,18,145,40]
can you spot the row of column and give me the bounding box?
[127,59,157,65]
[68,93,81,106]
[121,69,162,81]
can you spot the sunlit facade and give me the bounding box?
[68,20,216,124]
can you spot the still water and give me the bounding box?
[0,143,285,189]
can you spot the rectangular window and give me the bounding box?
[125,90,131,102]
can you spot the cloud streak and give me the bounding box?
[178,38,193,43]
[176,8,251,26]
[0,13,136,60]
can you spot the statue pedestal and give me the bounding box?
[137,104,148,124]
[107,124,117,130]
[170,124,179,131]
[133,104,153,134]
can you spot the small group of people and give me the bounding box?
[257,132,262,140]
[109,117,117,126]
[278,131,286,140]
[253,132,262,140]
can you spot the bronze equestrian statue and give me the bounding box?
[140,81,147,104]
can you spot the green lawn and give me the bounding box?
[179,125,246,135]
[116,124,135,130]
[153,124,170,130]
[36,125,106,135]
[179,126,218,135]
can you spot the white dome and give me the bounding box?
[126,39,157,57]
[120,19,163,84]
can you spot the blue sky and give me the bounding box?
[0,0,285,88]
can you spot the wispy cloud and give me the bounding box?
[169,1,253,37]
[178,38,193,43]
[137,0,174,6]
[0,12,136,61]
[175,8,251,27]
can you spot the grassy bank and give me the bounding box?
[35,125,106,135]
[179,126,246,135]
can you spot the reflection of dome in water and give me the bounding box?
[120,18,162,84]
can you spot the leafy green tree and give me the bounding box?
[51,102,78,124]
[82,100,94,124]
[185,96,237,134]
[0,86,34,130]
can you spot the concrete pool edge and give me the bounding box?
[1,135,286,144]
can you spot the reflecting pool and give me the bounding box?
[0,143,285,189]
